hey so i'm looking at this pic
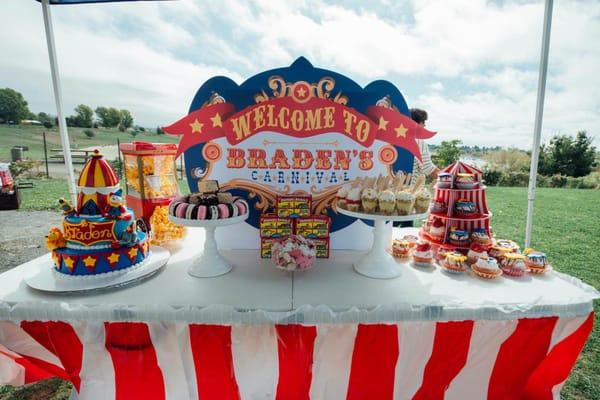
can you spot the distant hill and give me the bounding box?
[0,125,178,162]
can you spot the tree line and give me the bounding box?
[0,87,134,131]
[430,132,597,188]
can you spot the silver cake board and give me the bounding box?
[25,246,170,294]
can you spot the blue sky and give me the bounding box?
[0,0,598,148]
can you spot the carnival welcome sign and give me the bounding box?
[164,57,436,249]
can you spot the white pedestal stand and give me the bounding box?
[337,208,429,279]
[169,213,248,278]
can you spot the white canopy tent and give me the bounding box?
[38,0,553,245]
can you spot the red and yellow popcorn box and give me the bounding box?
[311,238,330,258]
[259,214,294,238]
[261,236,289,259]
[276,195,312,218]
[294,216,331,239]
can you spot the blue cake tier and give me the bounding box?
[52,232,149,276]
[62,208,136,249]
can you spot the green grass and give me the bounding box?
[0,125,177,162]
[8,183,600,399]
[17,178,190,211]
[486,187,600,400]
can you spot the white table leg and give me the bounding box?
[354,219,401,279]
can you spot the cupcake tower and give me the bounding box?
[420,161,492,251]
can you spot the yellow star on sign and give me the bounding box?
[395,124,408,138]
[128,247,138,259]
[82,256,96,268]
[210,113,223,127]
[296,87,307,98]
[378,117,389,130]
[63,256,75,271]
[189,119,203,133]
[108,252,120,265]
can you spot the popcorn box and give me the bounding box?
[294,216,331,239]
[311,237,330,258]
[276,195,312,218]
[259,214,294,238]
[261,237,288,259]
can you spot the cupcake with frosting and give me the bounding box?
[455,173,477,189]
[471,228,492,248]
[495,239,520,253]
[378,189,396,215]
[401,234,419,248]
[523,248,550,274]
[489,243,514,259]
[472,255,502,279]
[429,218,446,241]
[448,228,470,247]
[336,183,352,209]
[435,247,450,263]
[454,199,477,216]
[414,189,431,214]
[499,253,527,277]
[395,190,415,215]
[437,172,453,188]
[412,241,434,267]
[361,188,378,213]
[392,239,411,260]
[467,243,488,264]
[441,251,468,273]
[346,186,362,212]
[431,199,447,214]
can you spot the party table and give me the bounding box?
[0,228,598,400]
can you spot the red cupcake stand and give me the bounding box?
[421,161,492,252]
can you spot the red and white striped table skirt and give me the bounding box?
[0,313,593,400]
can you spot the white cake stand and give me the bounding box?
[337,208,429,279]
[169,213,249,278]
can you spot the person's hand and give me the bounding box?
[430,168,439,179]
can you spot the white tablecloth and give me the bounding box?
[0,228,597,324]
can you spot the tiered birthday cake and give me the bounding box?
[420,161,492,252]
[46,150,149,277]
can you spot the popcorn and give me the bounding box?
[149,205,186,245]
[124,155,178,198]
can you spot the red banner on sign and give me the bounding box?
[163,97,436,160]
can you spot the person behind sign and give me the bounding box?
[410,108,439,182]
[398,108,439,228]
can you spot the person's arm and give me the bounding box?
[419,141,438,178]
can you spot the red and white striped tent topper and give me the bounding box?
[0,314,593,400]
[440,160,483,183]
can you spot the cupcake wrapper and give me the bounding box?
[500,266,525,277]
[472,266,503,279]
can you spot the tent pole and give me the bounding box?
[41,0,78,205]
[525,0,553,248]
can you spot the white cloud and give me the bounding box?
[429,82,444,92]
[0,0,597,148]
[0,0,242,126]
